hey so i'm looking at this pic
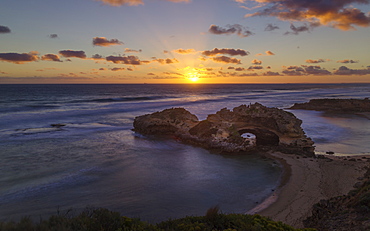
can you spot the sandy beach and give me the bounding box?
[248,152,369,228]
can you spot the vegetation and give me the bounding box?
[304,168,370,230]
[0,207,315,231]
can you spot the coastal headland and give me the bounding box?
[133,100,370,229]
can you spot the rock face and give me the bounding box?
[133,103,315,157]
[304,168,370,231]
[289,98,370,112]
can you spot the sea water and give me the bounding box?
[0,83,369,222]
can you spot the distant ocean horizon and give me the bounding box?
[1,83,369,223]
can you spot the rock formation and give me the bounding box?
[289,98,370,112]
[304,168,370,231]
[133,103,315,157]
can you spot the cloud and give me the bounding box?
[284,23,314,35]
[210,56,242,64]
[0,52,39,64]
[337,59,358,63]
[41,54,62,62]
[282,66,306,75]
[263,71,281,76]
[91,54,105,60]
[93,37,123,47]
[248,65,263,70]
[173,48,197,54]
[152,58,179,64]
[306,59,326,63]
[251,59,262,65]
[257,50,275,56]
[0,25,11,33]
[59,50,87,59]
[95,0,190,6]
[265,23,279,31]
[125,48,142,53]
[202,48,249,57]
[48,34,58,38]
[147,72,155,75]
[333,66,370,75]
[282,65,331,75]
[111,67,126,71]
[106,55,143,65]
[303,65,332,75]
[208,24,253,37]
[246,0,370,30]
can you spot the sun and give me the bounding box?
[187,72,200,83]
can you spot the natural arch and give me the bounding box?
[238,128,279,146]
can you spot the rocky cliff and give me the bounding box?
[304,167,370,230]
[133,103,315,156]
[289,98,370,112]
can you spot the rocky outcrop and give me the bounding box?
[289,98,370,112]
[133,103,315,157]
[304,168,370,231]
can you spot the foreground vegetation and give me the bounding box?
[0,207,315,231]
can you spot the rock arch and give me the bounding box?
[238,128,279,147]
[133,103,315,157]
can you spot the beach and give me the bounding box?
[250,152,369,228]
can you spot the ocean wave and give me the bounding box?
[70,96,168,104]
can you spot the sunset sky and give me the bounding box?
[1,0,370,84]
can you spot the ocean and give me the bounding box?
[0,83,369,223]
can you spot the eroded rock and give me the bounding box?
[133,103,315,156]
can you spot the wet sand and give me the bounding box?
[248,152,369,228]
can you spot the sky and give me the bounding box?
[0,0,370,84]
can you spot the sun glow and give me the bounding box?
[186,69,200,83]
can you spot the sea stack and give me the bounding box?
[133,103,315,157]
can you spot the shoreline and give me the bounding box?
[247,152,369,228]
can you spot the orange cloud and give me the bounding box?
[41,54,62,62]
[251,59,262,65]
[173,48,197,54]
[305,59,326,63]
[246,0,370,30]
[96,0,190,6]
[153,58,179,64]
[257,50,275,56]
[93,37,123,47]
[125,48,142,53]
[0,52,38,64]
[337,59,358,63]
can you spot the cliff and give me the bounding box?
[133,103,315,157]
[289,98,370,112]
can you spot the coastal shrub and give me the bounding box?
[0,208,316,231]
